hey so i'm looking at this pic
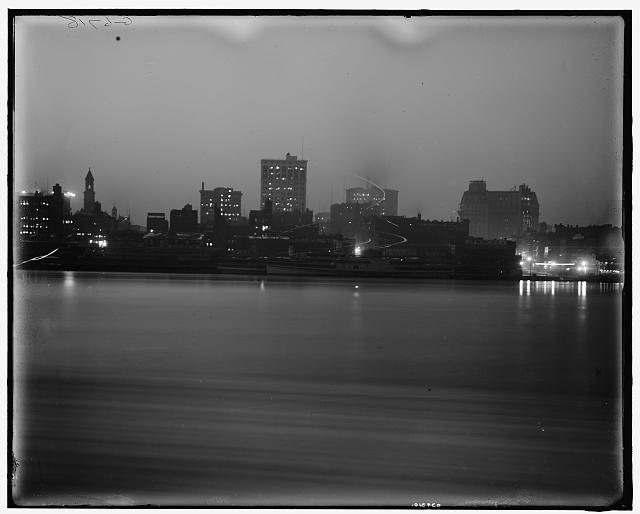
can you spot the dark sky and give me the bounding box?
[14,15,624,226]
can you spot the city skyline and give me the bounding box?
[15,15,623,226]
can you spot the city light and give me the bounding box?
[64,192,76,198]
[355,245,362,256]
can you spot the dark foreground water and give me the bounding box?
[12,271,624,506]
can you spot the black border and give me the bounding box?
[6,9,632,510]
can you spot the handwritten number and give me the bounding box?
[112,17,133,26]
[61,15,132,29]
[60,16,78,29]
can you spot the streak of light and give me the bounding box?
[14,248,59,267]
[349,173,386,210]
[370,230,408,249]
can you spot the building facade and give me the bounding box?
[458,180,539,240]
[371,215,469,260]
[329,202,378,242]
[314,212,330,235]
[260,153,307,213]
[346,187,399,216]
[146,212,169,233]
[200,183,242,226]
[170,204,198,234]
[16,184,72,239]
[249,199,273,237]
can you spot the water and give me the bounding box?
[12,271,624,506]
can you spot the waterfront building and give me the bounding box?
[260,153,307,213]
[170,204,198,234]
[518,224,624,277]
[146,212,169,234]
[16,183,72,239]
[346,187,399,216]
[458,180,539,240]
[200,183,242,227]
[371,215,469,260]
[454,238,521,279]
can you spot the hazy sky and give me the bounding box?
[14,15,624,226]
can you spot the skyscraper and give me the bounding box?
[260,153,307,213]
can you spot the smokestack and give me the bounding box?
[417,212,422,220]
[201,181,204,191]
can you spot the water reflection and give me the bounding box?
[518,279,621,297]
[578,281,586,297]
[13,271,623,506]
[63,271,75,288]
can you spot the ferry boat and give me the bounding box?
[265,257,452,278]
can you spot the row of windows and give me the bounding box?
[263,165,305,170]
[20,224,48,229]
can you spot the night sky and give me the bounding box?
[14,15,624,227]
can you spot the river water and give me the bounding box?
[12,271,624,506]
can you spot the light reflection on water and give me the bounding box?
[517,279,621,297]
[13,271,624,506]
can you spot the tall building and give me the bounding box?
[458,180,539,240]
[260,153,307,213]
[200,183,242,226]
[346,187,399,216]
[83,168,97,214]
[170,203,198,234]
[72,169,113,241]
[16,184,72,239]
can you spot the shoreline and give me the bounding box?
[12,263,623,283]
